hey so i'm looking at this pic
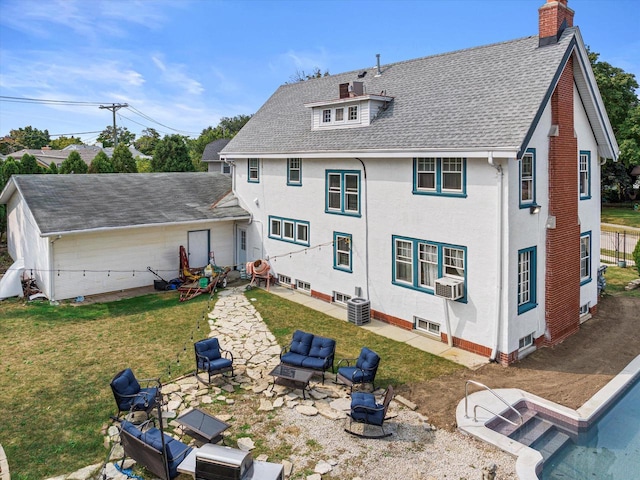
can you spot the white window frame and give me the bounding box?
[416,158,436,191]
[413,157,466,196]
[322,109,331,123]
[580,232,592,284]
[414,316,441,337]
[579,151,591,199]
[248,158,259,183]
[519,333,534,350]
[268,216,310,246]
[348,105,358,121]
[520,150,535,206]
[518,246,537,314]
[334,232,352,272]
[287,158,302,186]
[296,279,311,293]
[333,291,352,305]
[325,170,360,216]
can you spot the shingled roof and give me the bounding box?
[202,138,231,162]
[223,30,579,158]
[0,173,250,236]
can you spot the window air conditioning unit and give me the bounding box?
[434,277,464,300]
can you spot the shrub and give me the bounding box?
[633,238,640,276]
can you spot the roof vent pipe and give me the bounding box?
[375,54,382,77]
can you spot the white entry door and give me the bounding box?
[187,230,210,268]
[236,227,247,269]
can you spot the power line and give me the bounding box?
[0,95,105,106]
[49,130,103,137]
[99,103,128,147]
[127,106,199,135]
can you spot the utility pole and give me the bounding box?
[99,103,128,147]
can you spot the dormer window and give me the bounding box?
[323,109,331,123]
[335,108,344,121]
[348,106,358,121]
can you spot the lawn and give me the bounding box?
[0,288,462,479]
[603,265,640,298]
[601,205,640,229]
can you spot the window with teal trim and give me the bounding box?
[518,246,537,314]
[287,158,302,186]
[392,235,466,301]
[325,170,360,216]
[248,158,259,183]
[579,151,591,199]
[269,216,309,246]
[334,232,352,272]
[580,232,591,284]
[519,149,536,207]
[413,157,466,196]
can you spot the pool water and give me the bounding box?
[541,377,640,479]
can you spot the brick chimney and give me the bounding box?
[539,0,574,46]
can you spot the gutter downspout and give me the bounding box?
[488,152,503,362]
[355,158,370,299]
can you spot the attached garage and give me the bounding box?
[0,172,250,300]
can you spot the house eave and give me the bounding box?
[39,214,252,238]
[222,147,520,160]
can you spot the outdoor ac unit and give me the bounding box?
[347,297,370,325]
[434,277,464,301]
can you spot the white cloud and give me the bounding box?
[151,54,204,96]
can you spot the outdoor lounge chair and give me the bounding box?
[345,385,395,438]
[335,347,380,393]
[194,337,234,384]
[110,368,161,419]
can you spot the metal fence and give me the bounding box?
[601,230,639,266]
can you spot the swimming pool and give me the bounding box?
[541,376,640,479]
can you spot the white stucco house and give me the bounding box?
[0,173,249,301]
[220,0,618,364]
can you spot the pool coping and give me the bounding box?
[456,354,640,479]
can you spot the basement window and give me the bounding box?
[414,316,440,337]
[277,274,292,286]
[518,333,534,350]
[333,291,352,306]
[296,280,311,293]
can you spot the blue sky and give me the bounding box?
[1,0,638,144]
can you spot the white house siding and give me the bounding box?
[575,83,601,314]
[235,155,505,352]
[6,193,52,298]
[504,102,552,356]
[48,221,235,300]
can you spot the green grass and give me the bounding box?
[0,292,208,480]
[603,265,640,297]
[602,206,640,229]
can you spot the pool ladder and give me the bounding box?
[464,380,523,426]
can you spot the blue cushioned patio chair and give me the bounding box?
[336,347,380,393]
[194,337,234,384]
[345,385,395,439]
[110,368,161,419]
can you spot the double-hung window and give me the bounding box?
[334,232,352,272]
[269,216,309,246]
[579,151,591,199]
[580,232,591,284]
[287,158,302,186]
[393,236,466,300]
[413,157,466,196]
[520,149,536,207]
[248,158,260,183]
[326,170,360,216]
[518,246,537,314]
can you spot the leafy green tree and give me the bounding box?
[19,153,43,174]
[8,126,51,149]
[88,151,114,173]
[59,151,88,174]
[589,49,640,202]
[97,126,136,148]
[49,136,83,150]
[218,115,252,137]
[633,239,640,276]
[1,157,20,185]
[134,128,161,155]
[47,161,58,174]
[111,144,138,173]
[136,157,152,173]
[151,134,194,172]
[188,116,252,171]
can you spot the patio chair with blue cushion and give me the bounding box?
[110,368,161,419]
[345,385,395,439]
[194,337,234,384]
[335,347,380,393]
